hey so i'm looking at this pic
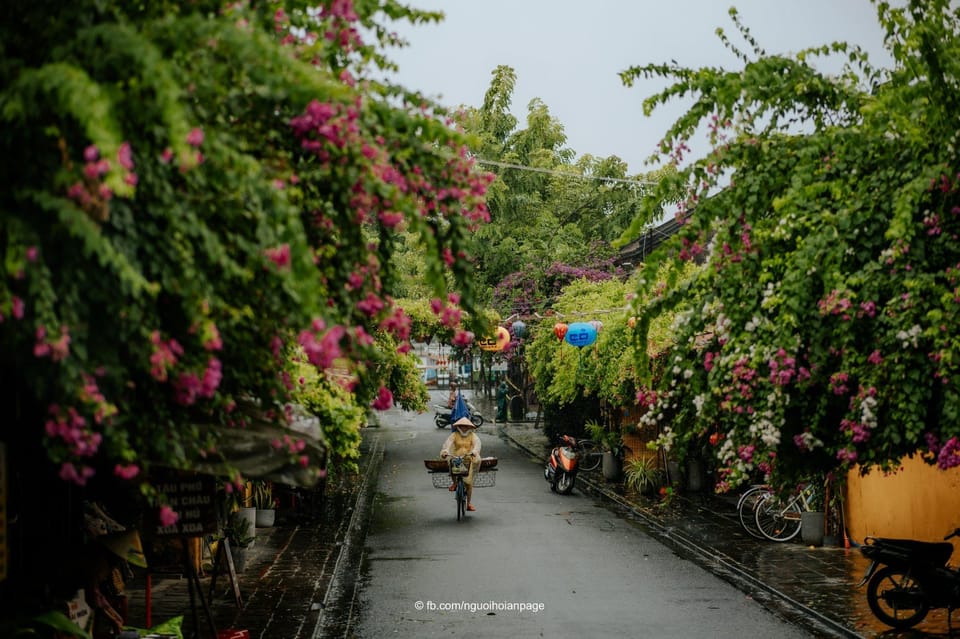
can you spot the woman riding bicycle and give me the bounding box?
[440,416,481,511]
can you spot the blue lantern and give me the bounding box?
[511,320,527,339]
[564,322,597,348]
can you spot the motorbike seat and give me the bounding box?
[863,537,954,566]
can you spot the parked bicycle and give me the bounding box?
[575,438,603,472]
[736,484,771,540]
[735,482,822,542]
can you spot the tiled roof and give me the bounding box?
[616,214,686,266]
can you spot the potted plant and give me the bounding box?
[584,421,630,481]
[624,455,664,496]
[223,511,255,572]
[252,480,276,528]
[800,477,826,546]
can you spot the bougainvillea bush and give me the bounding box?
[0,0,491,509]
[620,2,960,490]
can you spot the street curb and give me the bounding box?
[312,432,385,639]
[497,424,862,639]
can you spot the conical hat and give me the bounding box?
[97,530,148,568]
[452,417,476,429]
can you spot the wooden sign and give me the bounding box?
[152,471,218,537]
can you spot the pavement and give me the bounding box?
[123,390,955,639]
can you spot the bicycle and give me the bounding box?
[425,456,498,521]
[448,456,470,520]
[753,482,822,542]
[735,484,771,540]
[575,438,603,472]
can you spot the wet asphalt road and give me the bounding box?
[342,396,813,638]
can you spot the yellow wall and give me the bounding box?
[846,455,960,560]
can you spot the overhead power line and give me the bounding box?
[474,158,659,187]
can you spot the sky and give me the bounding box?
[383,0,895,174]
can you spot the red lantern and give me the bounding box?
[553,322,568,342]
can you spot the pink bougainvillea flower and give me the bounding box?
[159,504,180,527]
[298,324,345,369]
[371,386,393,410]
[83,145,99,162]
[114,464,140,480]
[264,244,291,270]
[452,329,474,346]
[345,271,365,291]
[26,246,38,262]
[117,141,134,170]
[201,358,222,397]
[186,127,205,147]
[60,462,95,486]
[12,296,24,319]
[378,210,403,227]
[160,148,174,164]
[174,372,202,406]
[356,293,384,317]
[379,307,411,341]
[353,325,373,346]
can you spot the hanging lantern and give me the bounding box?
[479,326,512,352]
[553,322,568,342]
[564,322,597,348]
[495,325,511,350]
[511,320,527,339]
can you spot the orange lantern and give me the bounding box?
[553,322,568,342]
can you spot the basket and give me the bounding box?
[424,457,498,472]
[429,469,497,489]
[474,470,497,488]
[430,472,453,489]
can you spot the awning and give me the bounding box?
[190,405,327,488]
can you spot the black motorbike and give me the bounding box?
[858,527,960,630]
[434,399,484,429]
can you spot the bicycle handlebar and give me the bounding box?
[945,528,960,541]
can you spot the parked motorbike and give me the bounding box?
[544,434,579,494]
[858,527,960,630]
[434,400,484,429]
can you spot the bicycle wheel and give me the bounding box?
[736,486,771,539]
[754,493,803,541]
[456,478,466,520]
[578,440,602,472]
[866,566,929,629]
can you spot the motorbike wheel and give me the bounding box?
[435,415,448,429]
[471,414,484,427]
[866,566,930,629]
[556,471,575,495]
